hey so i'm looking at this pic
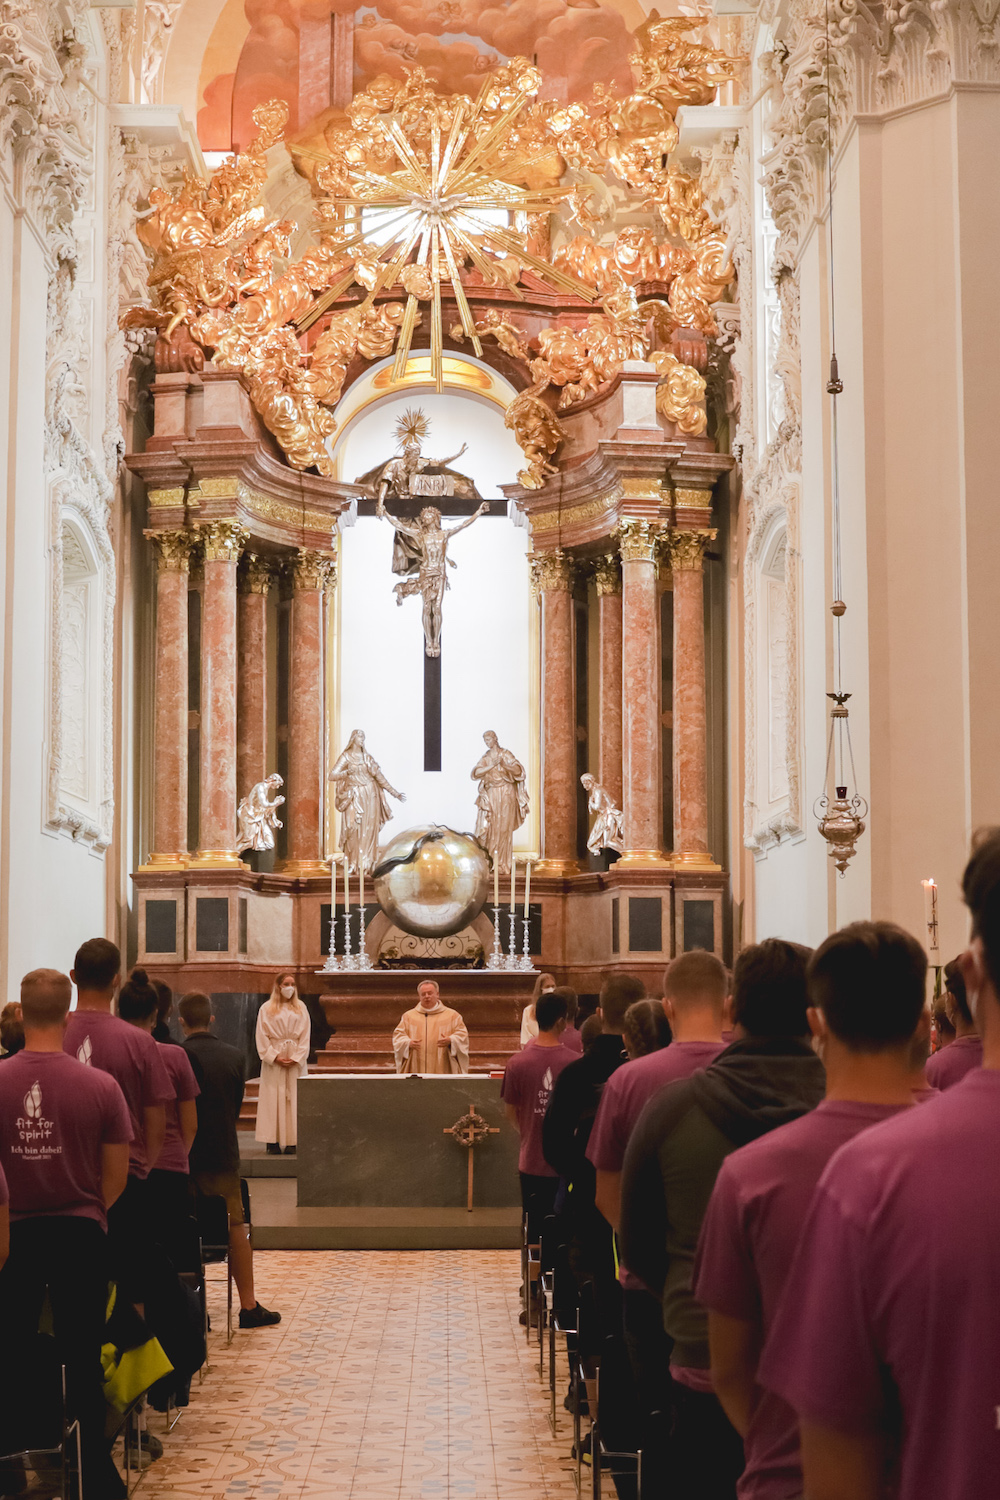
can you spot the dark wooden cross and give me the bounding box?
[444,1109,499,1213]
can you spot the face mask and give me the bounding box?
[280,986,295,1000]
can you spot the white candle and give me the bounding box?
[343,852,350,912]
[493,858,499,913]
[523,860,531,916]
[510,855,516,912]
[359,854,365,911]
[922,878,939,961]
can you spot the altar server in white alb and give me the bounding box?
[393,980,470,1074]
[255,974,311,1154]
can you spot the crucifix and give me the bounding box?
[444,1109,499,1213]
[356,409,487,772]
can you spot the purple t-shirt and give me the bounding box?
[588,1040,728,1173]
[562,1026,584,1054]
[759,1070,1000,1500]
[502,1042,576,1175]
[694,1099,910,1500]
[0,1162,7,1206]
[64,1010,173,1179]
[156,1042,200,1174]
[0,1050,132,1229]
[925,1034,982,1090]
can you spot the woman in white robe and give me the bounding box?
[519,972,557,1047]
[255,974,311,1154]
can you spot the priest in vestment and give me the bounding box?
[393,980,470,1074]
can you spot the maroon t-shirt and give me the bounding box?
[925,1033,982,1090]
[0,1162,7,1207]
[587,1040,728,1174]
[64,1009,173,1179]
[0,1050,131,1229]
[760,1071,1000,1500]
[694,1099,910,1500]
[155,1042,200,1174]
[562,1026,584,1055]
[502,1042,576,1175]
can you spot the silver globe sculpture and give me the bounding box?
[372,825,490,938]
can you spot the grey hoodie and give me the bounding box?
[620,1038,825,1370]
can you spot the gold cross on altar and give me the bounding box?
[444,1109,499,1213]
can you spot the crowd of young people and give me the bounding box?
[0,942,282,1499]
[502,829,1000,1500]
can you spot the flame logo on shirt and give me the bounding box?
[23,1083,42,1119]
[542,1068,553,1092]
[77,1036,92,1066]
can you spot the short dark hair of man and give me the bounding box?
[552,985,578,1023]
[944,955,973,1026]
[962,827,1000,990]
[20,970,72,1027]
[731,939,812,1039]
[599,974,646,1031]
[73,937,120,991]
[623,998,672,1057]
[663,949,728,1005]
[179,991,213,1030]
[535,991,569,1032]
[808,922,927,1050]
[117,967,159,1023]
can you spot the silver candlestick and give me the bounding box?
[356,907,372,971]
[341,907,357,971]
[507,907,518,969]
[486,906,504,970]
[519,916,534,971]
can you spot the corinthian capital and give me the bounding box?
[530,549,575,594]
[239,553,274,595]
[666,528,717,572]
[292,548,337,592]
[592,553,622,596]
[617,519,658,565]
[200,521,247,563]
[147,529,196,573]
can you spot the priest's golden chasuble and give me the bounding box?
[392,1003,470,1074]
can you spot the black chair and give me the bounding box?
[590,1338,645,1500]
[538,1217,580,1437]
[195,1193,234,1345]
[0,1337,81,1500]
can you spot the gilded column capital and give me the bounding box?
[291,548,337,592]
[530,549,575,594]
[666,528,717,572]
[618,519,658,565]
[592,553,622,597]
[200,520,247,563]
[147,528,197,573]
[239,552,274,596]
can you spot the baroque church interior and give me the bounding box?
[1,0,999,1497]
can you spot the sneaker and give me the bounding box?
[124,1446,152,1472]
[238,1301,281,1329]
[140,1432,163,1460]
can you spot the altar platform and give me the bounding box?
[243,1073,523,1249]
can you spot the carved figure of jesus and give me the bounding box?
[375,498,487,657]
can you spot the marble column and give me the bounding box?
[192,522,245,868]
[283,549,335,875]
[669,528,717,866]
[593,554,623,808]
[533,551,580,875]
[237,554,272,807]
[619,520,667,866]
[146,530,195,868]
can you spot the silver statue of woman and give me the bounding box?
[236,773,285,854]
[328,730,406,873]
[581,773,625,856]
[472,730,528,876]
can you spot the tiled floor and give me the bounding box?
[138,1250,577,1500]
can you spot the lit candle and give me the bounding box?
[922,878,940,962]
[493,857,499,914]
[510,855,516,913]
[523,859,531,917]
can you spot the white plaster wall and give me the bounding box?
[333,392,537,855]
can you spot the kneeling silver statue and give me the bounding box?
[581,773,624,856]
[236,773,285,854]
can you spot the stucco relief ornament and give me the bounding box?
[236,773,285,854]
[581,774,625,857]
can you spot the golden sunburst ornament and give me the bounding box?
[292,63,597,391]
[396,407,429,447]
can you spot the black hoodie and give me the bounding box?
[619,1037,825,1371]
